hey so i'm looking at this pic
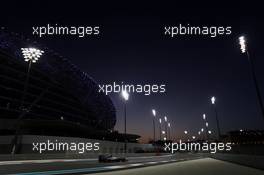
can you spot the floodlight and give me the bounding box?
[121,90,129,101]
[211,96,216,104]
[239,36,246,53]
[152,109,156,116]
[21,48,44,63]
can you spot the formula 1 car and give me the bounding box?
[98,154,127,163]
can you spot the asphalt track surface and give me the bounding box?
[0,153,202,175]
[1,154,263,175]
[86,158,264,175]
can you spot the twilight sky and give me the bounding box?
[1,2,263,142]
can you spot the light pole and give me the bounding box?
[20,48,44,110]
[239,36,264,122]
[184,130,188,142]
[211,96,221,140]
[162,130,166,140]
[205,122,210,141]
[121,90,129,154]
[168,122,171,141]
[11,48,44,154]
[159,118,162,141]
[192,136,196,142]
[152,109,156,142]
[164,116,168,140]
[203,113,209,141]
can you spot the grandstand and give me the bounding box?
[0,30,139,146]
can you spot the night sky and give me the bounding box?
[1,2,264,142]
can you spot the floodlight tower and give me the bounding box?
[152,109,156,141]
[168,122,171,140]
[164,116,168,140]
[184,130,188,142]
[239,36,264,122]
[159,118,162,140]
[121,90,129,154]
[20,48,44,110]
[211,96,221,140]
[12,48,44,155]
[205,121,210,141]
[202,113,209,141]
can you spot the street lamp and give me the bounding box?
[162,130,166,141]
[121,90,129,154]
[205,122,210,141]
[238,36,264,122]
[164,116,168,140]
[184,130,188,142]
[159,118,162,141]
[202,113,209,141]
[168,122,171,141]
[151,109,156,142]
[211,96,221,140]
